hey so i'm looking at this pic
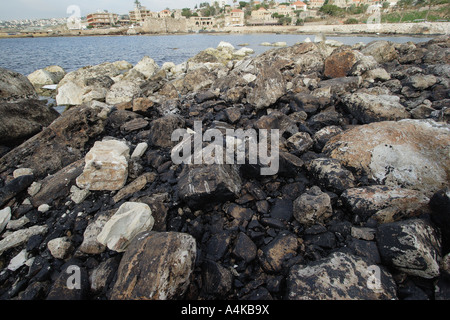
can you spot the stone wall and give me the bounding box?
[142,17,188,34]
[224,22,450,35]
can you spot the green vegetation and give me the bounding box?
[344,18,359,24]
[319,4,344,17]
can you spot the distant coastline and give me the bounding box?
[1,22,449,39]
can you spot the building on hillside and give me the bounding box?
[308,0,326,8]
[188,16,217,30]
[271,4,294,16]
[159,9,172,18]
[129,6,155,24]
[87,11,119,28]
[292,1,308,11]
[225,8,245,26]
[251,7,273,21]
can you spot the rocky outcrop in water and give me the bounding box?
[0,36,449,301]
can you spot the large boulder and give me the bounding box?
[0,68,37,102]
[0,101,112,179]
[287,251,397,300]
[377,218,442,279]
[361,40,398,64]
[324,119,450,196]
[0,99,60,146]
[177,164,242,208]
[341,92,410,124]
[28,66,66,88]
[97,202,154,252]
[56,61,131,106]
[324,50,361,79]
[110,231,197,300]
[76,139,130,191]
[341,185,431,223]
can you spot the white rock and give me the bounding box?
[56,81,84,106]
[76,139,130,191]
[105,80,142,105]
[13,168,34,178]
[97,202,154,253]
[28,182,42,197]
[70,185,91,204]
[131,142,148,159]
[38,204,50,213]
[242,73,257,83]
[217,41,235,52]
[0,225,48,254]
[272,42,287,47]
[79,210,113,255]
[132,56,160,79]
[47,237,72,259]
[27,69,56,86]
[6,216,30,230]
[8,249,29,271]
[0,207,12,233]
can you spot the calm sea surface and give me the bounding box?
[0,33,434,76]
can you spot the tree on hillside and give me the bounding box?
[319,4,344,16]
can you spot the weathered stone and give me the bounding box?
[97,202,154,253]
[0,174,34,207]
[28,66,66,87]
[286,132,313,155]
[76,139,130,191]
[361,40,398,63]
[0,207,11,233]
[112,173,154,203]
[202,260,233,297]
[246,63,286,109]
[254,110,298,136]
[406,74,437,90]
[293,186,332,227]
[312,126,344,152]
[342,92,409,124]
[324,50,360,78]
[341,185,430,222]
[377,218,441,279]
[131,56,160,79]
[110,231,196,300]
[324,119,450,196]
[148,115,185,148]
[0,102,112,179]
[105,80,142,105]
[177,164,242,207]
[131,142,148,159]
[0,99,60,146]
[69,185,91,204]
[47,237,72,259]
[287,251,397,300]
[0,68,37,102]
[32,159,84,207]
[79,210,114,255]
[307,158,355,194]
[258,231,299,273]
[89,257,120,294]
[233,232,257,263]
[0,225,48,255]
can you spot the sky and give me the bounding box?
[0,0,228,20]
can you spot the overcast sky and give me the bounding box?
[0,0,227,20]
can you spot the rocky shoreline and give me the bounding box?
[0,36,449,300]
